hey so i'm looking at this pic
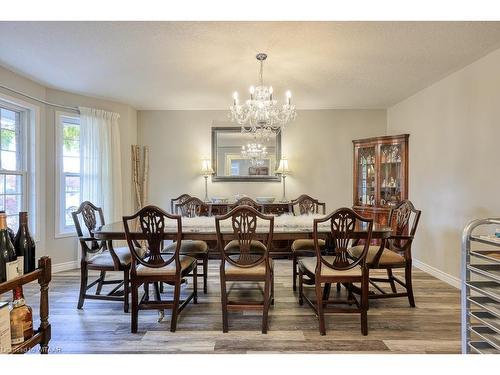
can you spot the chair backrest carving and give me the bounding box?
[171,194,191,214]
[215,206,273,268]
[313,207,373,272]
[387,200,421,254]
[123,205,182,271]
[72,201,106,253]
[229,197,264,213]
[176,196,210,217]
[290,194,326,215]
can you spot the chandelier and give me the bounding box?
[241,141,268,166]
[230,53,296,139]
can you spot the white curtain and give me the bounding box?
[79,107,123,223]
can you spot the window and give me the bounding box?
[56,113,81,236]
[0,104,27,230]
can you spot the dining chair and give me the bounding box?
[72,201,131,312]
[228,197,264,213]
[348,200,421,306]
[215,205,274,333]
[168,196,210,293]
[170,193,191,214]
[298,207,373,335]
[289,194,327,291]
[123,205,197,333]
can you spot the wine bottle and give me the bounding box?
[9,286,33,345]
[0,212,18,283]
[14,212,36,275]
[0,211,15,245]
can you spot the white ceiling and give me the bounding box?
[1,22,500,110]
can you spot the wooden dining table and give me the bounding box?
[92,215,392,243]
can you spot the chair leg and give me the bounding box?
[387,268,398,293]
[221,278,229,333]
[95,270,106,295]
[77,264,88,309]
[271,269,275,306]
[336,282,341,292]
[131,282,139,333]
[405,262,416,307]
[315,282,326,335]
[170,282,181,332]
[322,283,331,303]
[159,282,164,293]
[193,264,198,304]
[361,272,369,336]
[262,277,271,334]
[298,269,304,306]
[153,282,161,301]
[123,268,130,313]
[203,256,208,294]
[292,254,297,291]
[144,283,150,301]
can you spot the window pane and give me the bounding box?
[63,123,79,140]
[5,174,21,194]
[0,109,18,131]
[0,174,4,194]
[65,175,80,193]
[1,150,17,170]
[4,194,22,215]
[63,156,80,173]
[1,129,17,151]
[63,139,79,157]
[0,196,4,212]
[7,215,18,232]
[65,192,80,226]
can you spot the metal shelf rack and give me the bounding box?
[462,218,500,354]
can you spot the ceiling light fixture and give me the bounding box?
[230,53,296,139]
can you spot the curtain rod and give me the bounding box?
[0,83,80,113]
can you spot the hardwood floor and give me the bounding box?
[15,260,460,354]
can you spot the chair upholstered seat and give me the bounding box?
[299,256,362,277]
[224,239,267,254]
[348,245,405,265]
[224,255,273,277]
[291,239,326,252]
[165,240,208,254]
[88,247,132,267]
[135,255,196,276]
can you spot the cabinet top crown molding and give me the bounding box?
[353,133,409,145]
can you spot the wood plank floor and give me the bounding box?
[16,260,460,354]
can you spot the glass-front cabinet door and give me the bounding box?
[353,134,408,224]
[379,143,403,207]
[356,146,376,206]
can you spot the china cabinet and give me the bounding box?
[353,134,409,225]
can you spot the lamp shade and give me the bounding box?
[201,159,214,175]
[276,158,290,175]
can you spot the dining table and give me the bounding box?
[92,214,392,243]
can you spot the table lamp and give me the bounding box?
[201,159,214,202]
[276,158,290,203]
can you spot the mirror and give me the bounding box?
[212,127,281,181]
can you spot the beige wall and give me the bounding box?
[387,47,500,280]
[0,65,137,266]
[137,109,387,212]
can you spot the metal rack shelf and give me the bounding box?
[462,218,500,354]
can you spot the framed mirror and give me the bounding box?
[211,127,281,181]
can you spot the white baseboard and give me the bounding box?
[52,260,80,274]
[413,258,460,289]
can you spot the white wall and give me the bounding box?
[387,47,500,281]
[137,109,387,212]
[0,65,137,267]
